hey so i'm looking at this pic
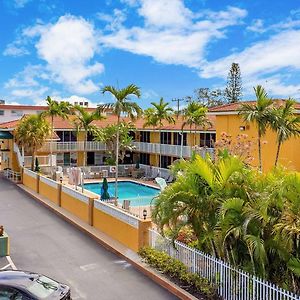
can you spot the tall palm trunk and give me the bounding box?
[274,140,282,167]
[258,130,262,172]
[115,116,120,200]
[83,130,87,167]
[50,116,54,176]
[159,127,162,169]
[190,125,193,155]
[180,128,184,158]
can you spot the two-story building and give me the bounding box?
[0,113,216,171]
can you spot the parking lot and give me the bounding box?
[0,177,177,299]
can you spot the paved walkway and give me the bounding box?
[0,176,178,300]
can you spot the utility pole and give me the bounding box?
[172,98,185,119]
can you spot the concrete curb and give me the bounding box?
[17,183,198,300]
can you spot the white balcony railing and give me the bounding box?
[39,141,107,153]
[133,142,214,158]
[38,141,214,159]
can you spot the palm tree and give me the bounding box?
[73,105,104,166]
[143,98,175,168]
[99,84,141,199]
[152,153,244,256]
[42,96,73,171]
[93,122,136,163]
[239,85,274,171]
[15,114,50,171]
[271,99,300,167]
[181,101,211,157]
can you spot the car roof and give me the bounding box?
[0,270,38,288]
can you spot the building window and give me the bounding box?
[11,110,23,116]
[87,132,95,141]
[161,155,172,168]
[140,131,150,143]
[56,131,77,142]
[200,132,216,148]
[0,110,4,116]
[140,153,150,165]
[160,132,172,144]
[173,132,187,146]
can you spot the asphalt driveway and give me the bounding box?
[0,176,177,300]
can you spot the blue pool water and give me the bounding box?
[84,181,160,206]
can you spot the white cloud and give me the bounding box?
[200,30,300,79]
[138,0,192,28]
[34,15,104,94]
[3,43,29,57]
[13,0,31,8]
[97,9,126,31]
[5,65,47,89]
[246,19,265,33]
[101,3,247,68]
[243,75,300,99]
[5,15,104,101]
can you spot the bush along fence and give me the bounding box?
[21,168,152,252]
[149,229,300,300]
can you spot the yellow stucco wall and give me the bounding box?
[215,114,300,171]
[23,173,37,191]
[93,207,140,252]
[39,181,59,205]
[61,192,89,222]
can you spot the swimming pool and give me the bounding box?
[84,181,160,206]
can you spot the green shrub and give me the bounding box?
[138,247,218,299]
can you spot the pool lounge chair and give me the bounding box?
[166,174,174,184]
[143,170,159,181]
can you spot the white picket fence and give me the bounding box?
[149,230,300,300]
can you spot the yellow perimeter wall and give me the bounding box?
[61,190,89,223]
[93,205,139,252]
[22,172,152,252]
[216,114,300,172]
[23,172,37,192]
[39,180,59,205]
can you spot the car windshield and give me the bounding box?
[26,275,59,298]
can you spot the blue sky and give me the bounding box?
[0,0,300,108]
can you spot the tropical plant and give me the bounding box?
[93,122,136,163]
[98,84,142,198]
[143,98,175,168]
[152,153,244,256]
[239,85,274,171]
[73,105,104,166]
[15,114,50,171]
[139,247,218,299]
[42,96,73,171]
[181,101,211,156]
[153,153,300,292]
[34,157,40,172]
[270,99,300,166]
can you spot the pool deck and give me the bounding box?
[62,176,160,219]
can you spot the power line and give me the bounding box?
[172,98,185,119]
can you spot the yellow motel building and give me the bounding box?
[210,101,300,172]
[0,110,216,172]
[0,101,299,173]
